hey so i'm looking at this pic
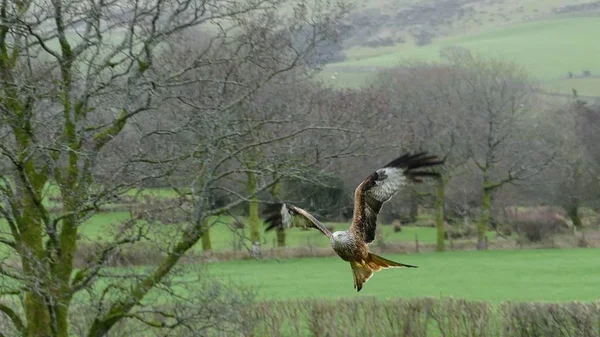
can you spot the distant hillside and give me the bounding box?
[320,0,600,97]
[342,0,600,51]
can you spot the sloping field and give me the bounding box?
[323,17,600,96]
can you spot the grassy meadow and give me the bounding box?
[1,184,597,303]
[60,247,600,337]
[3,185,600,335]
[0,210,482,255]
[202,248,600,302]
[0,182,496,254]
[63,247,600,326]
[60,246,600,305]
[322,16,600,96]
[4,2,600,335]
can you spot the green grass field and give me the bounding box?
[322,16,600,96]
[64,248,600,307]
[1,210,487,255]
[0,183,497,256]
[203,248,600,302]
[64,248,599,336]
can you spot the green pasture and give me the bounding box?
[204,248,600,302]
[79,248,600,305]
[2,183,489,255]
[0,203,500,262]
[322,17,600,95]
[60,248,600,336]
[3,203,600,312]
[0,211,475,254]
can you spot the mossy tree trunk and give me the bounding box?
[1,11,94,334]
[477,179,502,250]
[477,187,492,250]
[0,3,151,334]
[270,178,286,247]
[566,205,583,229]
[409,191,419,223]
[19,176,52,337]
[248,171,260,243]
[276,224,286,247]
[1,0,350,335]
[435,177,447,252]
[202,218,212,251]
[565,161,583,229]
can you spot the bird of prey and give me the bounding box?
[263,152,443,291]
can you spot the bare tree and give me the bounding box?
[373,61,472,251]
[440,49,555,250]
[538,93,600,228]
[0,0,350,336]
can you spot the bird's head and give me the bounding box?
[332,231,348,243]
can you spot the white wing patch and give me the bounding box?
[371,167,407,202]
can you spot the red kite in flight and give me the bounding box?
[264,152,443,291]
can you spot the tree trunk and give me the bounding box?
[248,172,260,243]
[202,219,212,252]
[409,191,419,223]
[567,163,583,229]
[19,178,53,337]
[24,293,51,337]
[271,178,286,247]
[477,186,493,250]
[53,214,78,337]
[276,228,286,247]
[435,178,446,252]
[567,205,583,229]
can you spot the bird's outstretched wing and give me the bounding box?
[351,152,443,243]
[263,203,333,239]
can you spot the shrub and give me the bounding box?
[500,225,513,236]
[502,206,569,242]
[412,30,433,46]
[501,301,600,336]
[444,224,476,239]
[243,297,600,337]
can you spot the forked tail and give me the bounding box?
[350,253,417,292]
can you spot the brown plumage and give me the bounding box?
[264,152,443,292]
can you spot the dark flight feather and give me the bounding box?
[352,152,444,243]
